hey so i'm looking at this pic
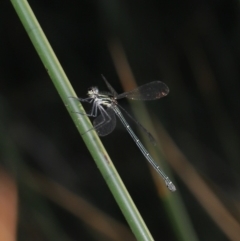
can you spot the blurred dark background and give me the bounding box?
[1,0,240,240]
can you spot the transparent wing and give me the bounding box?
[116,81,169,100]
[93,107,116,136]
[116,104,156,145]
[102,75,118,96]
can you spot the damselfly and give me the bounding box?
[74,76,176,191]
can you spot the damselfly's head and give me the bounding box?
[87,87,99,97]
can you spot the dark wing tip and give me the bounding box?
[156,81,170,98]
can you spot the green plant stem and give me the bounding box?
[10,0,155,240]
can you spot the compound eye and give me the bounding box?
[92,87,99,93]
